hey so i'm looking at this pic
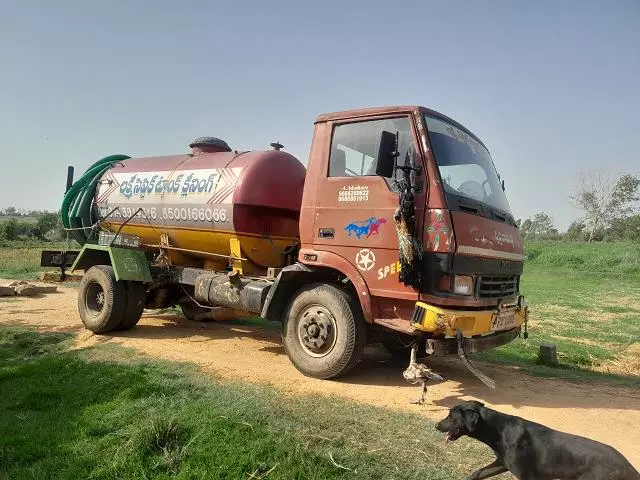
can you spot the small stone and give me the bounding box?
[39,271,60,282]
[39,271,83,283]
[0,286,16,296]
[538,343,558,366]
[15,284,57,296]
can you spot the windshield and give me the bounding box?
[424,115,512,216]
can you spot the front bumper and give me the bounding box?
[428,326,521,356]
[410,296,528,338]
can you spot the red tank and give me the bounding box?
[94,140,306,270]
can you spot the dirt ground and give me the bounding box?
[2,282,639,469]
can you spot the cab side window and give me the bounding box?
[328,117,414,178]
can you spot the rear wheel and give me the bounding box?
[117,281,146,330]
[78,265,126,333]
[282,283,366,379]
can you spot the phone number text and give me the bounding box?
[100,206,229,223]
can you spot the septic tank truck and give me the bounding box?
[44,105,529,381]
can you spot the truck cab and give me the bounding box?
[295,105,526,361]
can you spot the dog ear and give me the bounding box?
[463,410,480,432]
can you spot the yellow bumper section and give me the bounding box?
[410,299,528,337]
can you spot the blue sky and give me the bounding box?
[1,0,638,229]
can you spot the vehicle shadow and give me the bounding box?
[112,312,281,344]
[343,353,640,412]
[105,311,640,412]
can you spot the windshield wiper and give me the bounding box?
[449,194,515,226]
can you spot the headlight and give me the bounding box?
[453,275,474,295]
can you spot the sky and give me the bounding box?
[1,0,638,230]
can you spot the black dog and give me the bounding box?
[435,401,640,480]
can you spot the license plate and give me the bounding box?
[491,310,517,331]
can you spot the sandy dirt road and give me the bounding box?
[2,282,639,469]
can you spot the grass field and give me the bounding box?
[0,241,77,279]
[0,327,490,480]
[477,241,640,386]
[1,241,639,385]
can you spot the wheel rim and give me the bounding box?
[85,282,105,317]
[296,304,337,358]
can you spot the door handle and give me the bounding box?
[318,228,334,239]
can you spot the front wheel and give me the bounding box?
[282,283,366,379]
[78,265,126,333]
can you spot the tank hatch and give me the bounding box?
[189,136,231,154]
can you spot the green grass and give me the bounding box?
[0,241,77,280]
[477,241,640,386]
[0,326,491,480]
[523,240,640,276]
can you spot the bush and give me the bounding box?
[35,213,59,240]
[607,215,640,241]
[0,212,63,242]
[1,218,19,240]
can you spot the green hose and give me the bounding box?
[79,165,114,234]
[61,154,131,245]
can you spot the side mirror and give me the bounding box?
[375,130,397,178]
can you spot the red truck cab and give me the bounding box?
[297,105,527,362]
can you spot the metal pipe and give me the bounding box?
[141,243,247,261]
[110,207,143,246]
[65,166,74,194]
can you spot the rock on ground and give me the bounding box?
[0,281,57,296]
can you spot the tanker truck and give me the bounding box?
[44,105,529,381]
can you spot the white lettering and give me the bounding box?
[338,185,369,203]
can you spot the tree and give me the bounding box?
[2,218,19,240]
[35,212,59,240]
[569,170,640,242]
[608,214,640,241]
[5,206,16,216]
[519,212,559,240]
[565,219,587,242]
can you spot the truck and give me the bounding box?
[44,105,529,382]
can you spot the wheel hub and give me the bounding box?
[297,305,337,357]
[85,282,106,317]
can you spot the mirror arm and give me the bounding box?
[395,163,422,176]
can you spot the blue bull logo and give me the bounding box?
[344,217,387,239]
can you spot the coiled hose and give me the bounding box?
[61,154,131,245]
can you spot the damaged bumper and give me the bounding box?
[428,326,521,356]
[409,296,528,354]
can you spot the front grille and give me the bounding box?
[477,275,519,299]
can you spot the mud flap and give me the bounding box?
[456,329,496,389]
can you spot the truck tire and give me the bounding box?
[78,265,126,334]
[282,283,366,379]
[116,281,146,330]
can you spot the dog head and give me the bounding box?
[435,400,484,442]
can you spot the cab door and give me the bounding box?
[312,115,426,302]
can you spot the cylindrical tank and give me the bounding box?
[94,142,306,271]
